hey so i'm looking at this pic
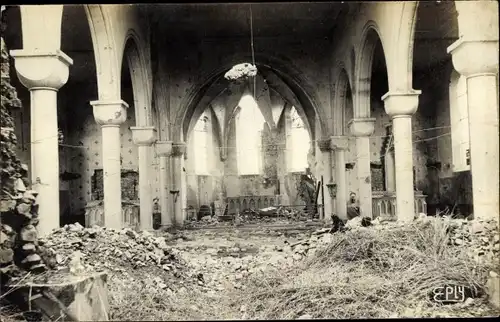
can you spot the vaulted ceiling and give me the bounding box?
[149,3,350,40]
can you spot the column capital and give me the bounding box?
[447,39,499,77]
[90,100,128,126]
[171,142,187,157]
[330,136,349,151]
[130,126,157,146]
[317,137,332,152]
[10,49,73,90]
[156,140,173,157]
[382,90,421,118]
[348,118,376,137]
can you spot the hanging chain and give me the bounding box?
[249,4,256,98]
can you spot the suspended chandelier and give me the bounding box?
[224,4,257,87]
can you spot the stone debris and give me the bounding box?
[185,206,320,229]
[1,185,46,281]
[285,215,500,265]
[35,224,202,291]
[439,217,500,264]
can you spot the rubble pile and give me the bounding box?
[286,215,500,266]
[239,215,500,320]
[36,224,202,292]
[444,217,499,264]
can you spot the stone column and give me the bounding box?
[382,91,421,222]
[384,124,396,192]
[90,100,128,229]
[331,136,349,221]
[448,39,499,220]
[10,49,73,237]
[318,138,333,223]
[348,118,375,218]
[131,126,157,231]
[156,141,173,228]
[171,142,187,227]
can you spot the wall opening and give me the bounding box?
[236,93,265,176]
[287,106,310,173]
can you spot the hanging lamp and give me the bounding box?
[224,4,258,85]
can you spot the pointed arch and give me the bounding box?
[236,92,265,175]
[121,32,152,126]
[83,5,120,100]
[354,20,389,118]
[174,52,327,144]
[333,65,353,136]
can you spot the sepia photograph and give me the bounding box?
[0,1,499,320]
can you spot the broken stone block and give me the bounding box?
[16,202,31,216]
[0,199,16,212]
[298,314,312,320]
[21,243,36,253]
[12,272,109,321]
[21,253,41,265]
[20,225,37,242]
[0,247,14,264]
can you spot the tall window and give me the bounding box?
[193,113,210,175]
[449,71,470,172]
[236,94,265,175]
[288,106,310,172]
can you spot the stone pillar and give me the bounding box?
[318,138,333,223]
[171,142,187,227]
[10,49,73,237]
[382,91,421,222]
[348,118,375,218]
[448,39,499,220]
[331,136,349,221]
[90,100,128,229]
[384,124,396,192]
[131,126,157,231]
[156,141,173,228]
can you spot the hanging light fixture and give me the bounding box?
[224,4,258,86]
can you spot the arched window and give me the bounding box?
[193,112,210,175]
[288,106,310,172]
[449,71,470,172]
[236,94,265,175]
